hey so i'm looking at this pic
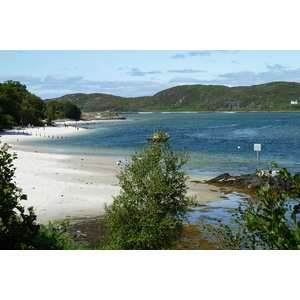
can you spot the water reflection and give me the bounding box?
[187,192,250,230]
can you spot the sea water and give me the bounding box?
[29,112,300,177]
[27,112,300,234]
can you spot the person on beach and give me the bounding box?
[116,160,122,166]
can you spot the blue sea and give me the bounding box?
[28,112,300,177]
[26,112,300,233]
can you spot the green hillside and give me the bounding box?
[46,81,300,112]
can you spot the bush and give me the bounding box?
[0,142,86,249]
[215,166,300,250]
[102,130,194,250]
[0,142,40,249]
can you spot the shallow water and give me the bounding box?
[26,113,300,232]
[187,191,249,227]
[28,112,300,177]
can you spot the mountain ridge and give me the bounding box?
[45,81,300,112]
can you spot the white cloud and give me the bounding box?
[168,65,300,88]
[170,53,186,59]
[4,64,300,100]
[188,51,212,57]
[127,68,162,76]
[27,76,172,99]
[218,67,300,85]
[44,75,84,84]
[168,69,205,74]
[170,50,240,59]
[169,77,203,84]
[266,64,286,71]
[0,75,41,85]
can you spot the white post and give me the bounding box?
[254,144,261,170]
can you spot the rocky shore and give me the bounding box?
[205,170,294,193]
[206,173,261,191]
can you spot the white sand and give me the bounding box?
[0,125,228,224]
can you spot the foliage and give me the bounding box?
[0,80,81,128]
[44,100,62,124]
[47,81,300,112]
[20,93,46,126]
[62,101,82,120]
[0,80,46,128]
[0,142,40,249]
[45,100,82,124]
[23,221,90,250]
[214,166,300,250]
[0,142,86,249]
[102,130,194,250]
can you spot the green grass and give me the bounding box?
[48,82,300,113]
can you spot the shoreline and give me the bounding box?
[120,111,300,114]
[1,125,231,225]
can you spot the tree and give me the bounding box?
[0,142,85,249]
[20,94,46,126]
[62,101,82,120]
[0,142,40,249]
[215,166,300,250]
[0,81,23,127]
[45,100,82,124]
[102,130,194,250]
[0,80,46,128]
[45,100,63,124]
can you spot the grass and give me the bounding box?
[51,82,300,113]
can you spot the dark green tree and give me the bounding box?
[0,80,46,128]
[0,143,40,249]
[0,81,23,127]
[44,100,63,124]
[0,142,85,249]
[20,94,46,126]
[62,101,82,120]
[103,130,194,250]
[45,100,82,124]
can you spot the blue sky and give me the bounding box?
[1,50,300,99]
[1,1,300,100]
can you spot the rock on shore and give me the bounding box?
[205,171,287,192]
[206,173,261,190]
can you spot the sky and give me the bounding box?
[1,50,300,99]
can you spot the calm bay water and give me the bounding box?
[30,112,300,177]
[27,112,300,233]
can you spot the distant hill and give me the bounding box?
[45,82,300,112]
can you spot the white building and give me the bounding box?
[291,100,298,105]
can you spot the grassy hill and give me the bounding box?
[46,81,300,112]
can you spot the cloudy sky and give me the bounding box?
[1,50,300,99]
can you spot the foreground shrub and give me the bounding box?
[0,142,85,249]
[215,166,300,250]
[102,130,194,250]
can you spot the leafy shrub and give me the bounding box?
[214,166,300,250]
[0,143,40,249]
[102,130,194,250]
[0,142,86,249]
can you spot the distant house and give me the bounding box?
[291,100,298,105]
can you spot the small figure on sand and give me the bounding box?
[116,160,122,166]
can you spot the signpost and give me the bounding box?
[254,143,261,170]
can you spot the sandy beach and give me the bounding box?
[0,124,228,224]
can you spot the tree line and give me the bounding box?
[0,80,82,130]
